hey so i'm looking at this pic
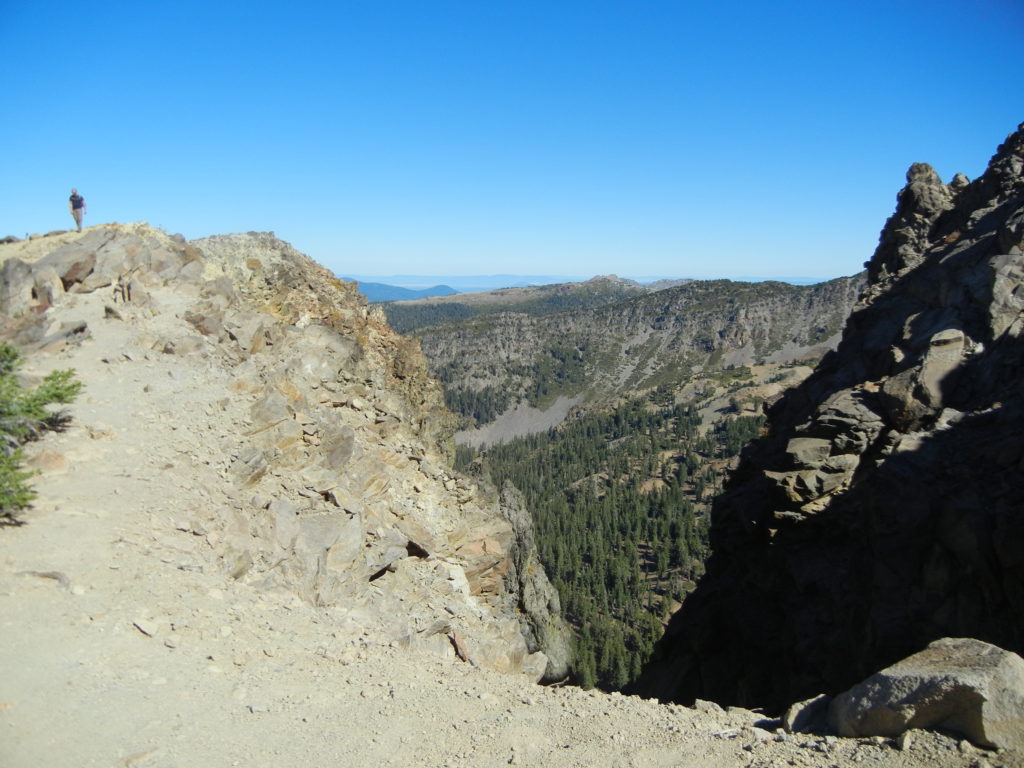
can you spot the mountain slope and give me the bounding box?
[382,274,651,334]
[633,122,1024,713]
[410,274,864,445]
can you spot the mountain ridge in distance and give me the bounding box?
[344,273,844,294]
[341,278,458,302]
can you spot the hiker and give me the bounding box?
[69,188,86,232]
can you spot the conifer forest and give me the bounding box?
[460,389,764,690]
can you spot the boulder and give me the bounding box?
[223,310,271,354]
[268,498,299,550]
[250,390,291,429]
[320,424,355,471]
[230,446,270,487]
[36,233,105,287]
[184,308,226,340]
[783,693,831,734]
[0,258,34,315]
[33,267,65,306]
[829,637,1024,750]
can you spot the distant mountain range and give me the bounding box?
[343,274,583,294]
[343,273,833,295]
[341,279,458,302]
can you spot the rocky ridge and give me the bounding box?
[634,123,1024,714]
[0,223,570,681]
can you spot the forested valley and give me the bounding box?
[386,274,863,691]
[457,388,764,690]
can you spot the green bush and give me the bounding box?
[0,343,82,523]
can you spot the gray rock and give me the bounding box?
[223,310,270,354]
[0,257,34,315]
[785,437,832,468]
[250,391,291,429]
[184,308,226,340]
[230,446,269,487]
[36,231,107,286]
[693,698,725,714]
[783,693,831,734]
[268,499,299,550]
[320,424,355,471]
[829,637,1024,751]
[202,276,238,305]
[33,266,65,306]
[496,481,572,682]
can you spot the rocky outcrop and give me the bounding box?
[495,481,573,681]
[0,223,567,682]
[633,123,1024,711]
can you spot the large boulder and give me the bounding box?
[829,638,1024,751]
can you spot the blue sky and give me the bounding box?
[2,1,1022,281]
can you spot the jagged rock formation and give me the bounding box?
[633,123,1024,711]
[0,223,568,681]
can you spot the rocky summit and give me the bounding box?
[633,123,1024,713]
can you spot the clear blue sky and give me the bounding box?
[2,1,1022,280]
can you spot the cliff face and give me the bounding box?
[411,274,864,441]
[0,224,569,681]
[633,123,1024,712]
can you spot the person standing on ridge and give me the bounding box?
[69,188,86,232]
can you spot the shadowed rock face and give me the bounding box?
[632,123,1024,713]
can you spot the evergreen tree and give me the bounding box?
[1,344,82,522]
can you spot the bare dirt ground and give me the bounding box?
[0,231,1014,768]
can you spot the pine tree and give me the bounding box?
[1,344,82,521]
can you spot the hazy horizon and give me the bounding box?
[343,272,836,291]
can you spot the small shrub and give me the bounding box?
[0,343,82,523]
